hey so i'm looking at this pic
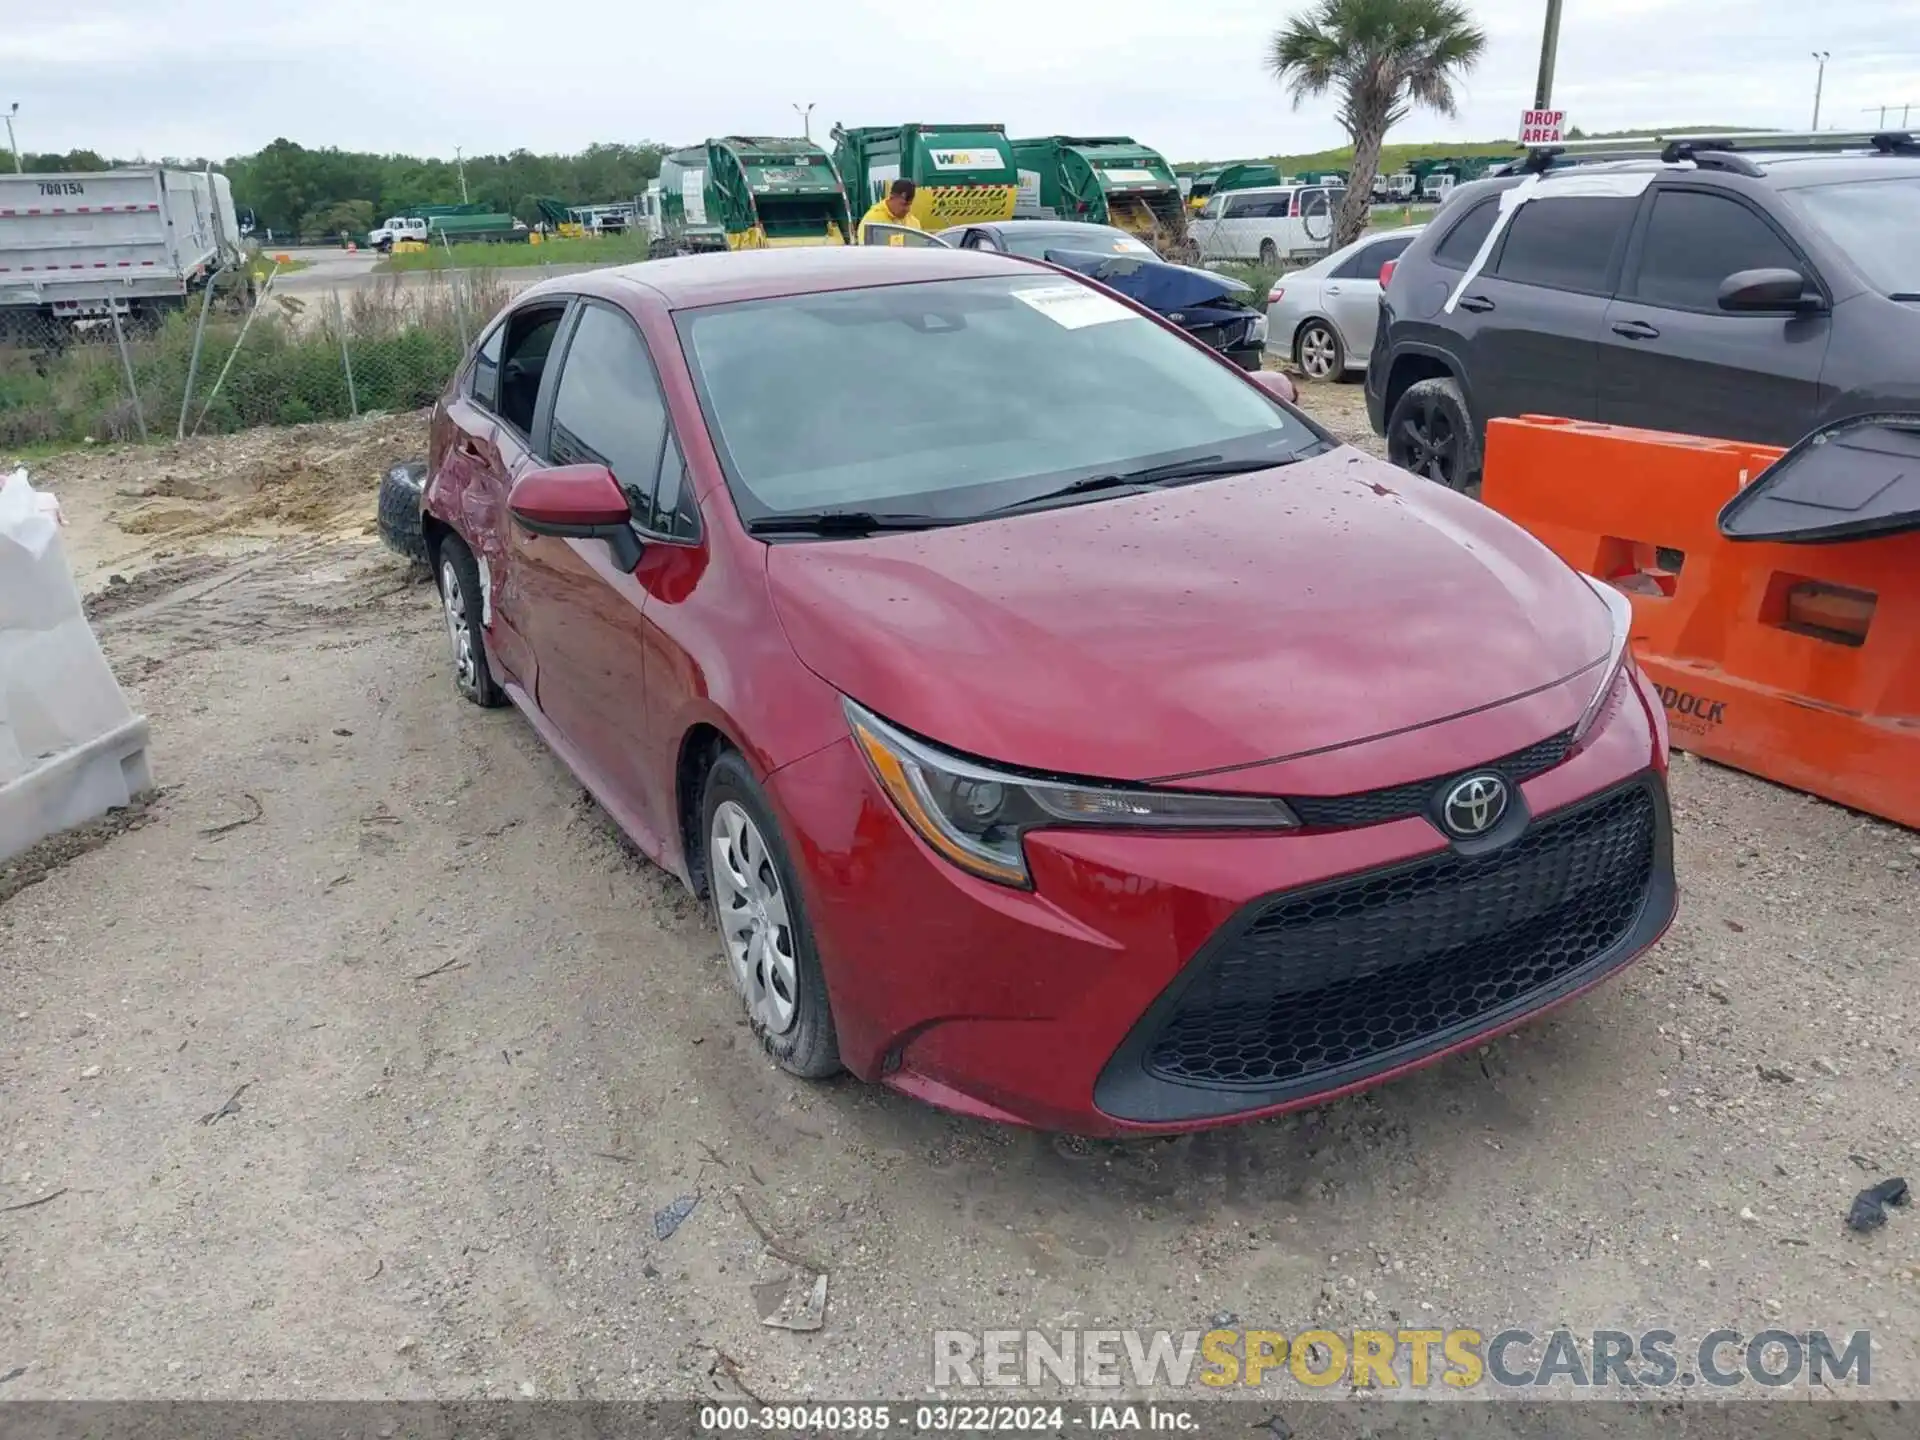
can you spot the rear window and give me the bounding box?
[1781,176,1920,297]
[1431,198,1500,268]
[677,275,1315,522]
[1491,196,1637,294]
[1000,228,1152,259]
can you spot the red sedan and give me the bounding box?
[419,246,1675,1136]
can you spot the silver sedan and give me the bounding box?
[1264,226,1423,381]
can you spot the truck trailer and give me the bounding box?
[0,167,244,337]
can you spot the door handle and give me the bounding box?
[1611,319,1661,340]
[1457,293,1495,313]
[1325,284,1343,295]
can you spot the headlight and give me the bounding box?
[1571,574,1635,744]
[844,699,1299,887]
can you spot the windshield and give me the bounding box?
[1783,177,1920,295]
[677,274,1316,523]
[1002,228,1153,259]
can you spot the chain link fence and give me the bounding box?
[0,268,510,451]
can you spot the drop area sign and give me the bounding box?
[1520,109,1568,144]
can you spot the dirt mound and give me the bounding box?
[21,410,432,550]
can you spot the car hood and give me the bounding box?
[1043,249,1254,314]
[765,449,1612,783]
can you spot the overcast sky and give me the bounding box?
[5,0,1918,164]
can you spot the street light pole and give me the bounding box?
[1532,0,1564,108]
[5,104,21,173]
[792,103,816,141]
[1811,51,1830,129]
[454,145,469,204]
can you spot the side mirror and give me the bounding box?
[1249,370,1298,405]
[508,463,642,572]
[1717,267,1823,314]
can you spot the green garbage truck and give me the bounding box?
[1184,161,1283,214]
[829,124,1020,230]
[654,136,852,253]
[1010,136,1190,256]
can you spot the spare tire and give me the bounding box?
[377,461,430,564]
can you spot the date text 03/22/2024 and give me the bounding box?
[698,1403,1198,1433]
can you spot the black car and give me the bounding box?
[936,220,1268,369]
[1365,134,1920,489]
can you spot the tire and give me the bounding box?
[1294,319,1345,382]
[1386,375,1482,493]
[377,461,430,565]
[1258,239,1279,267]
[700,750,841,1079]
[435,533,506,708]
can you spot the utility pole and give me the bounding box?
[1811,52,1830,129]
[454,145,469,204]
[1532,0,1565,108]
[5,103,21,173]
[792,103,816,141]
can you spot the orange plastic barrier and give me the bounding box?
[1482,415,1920,831]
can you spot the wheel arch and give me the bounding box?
[1382,349,1462,428]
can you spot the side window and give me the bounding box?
[1630,190,1804,311]
[494,304,566,436]
[1490,196,1638,294]
[468,324,504,412]
[1224,193,1264,219]
[1431,198,1500,268]
[547,303,669,518]
[1334,235,1412,280]
[1201,194,1225,219]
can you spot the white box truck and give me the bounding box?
[0,166,246,339]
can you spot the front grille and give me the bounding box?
[1143,783,1657,1091]
[1286,727,1575,829]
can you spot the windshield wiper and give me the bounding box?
[989,455,1290,515]
[747,510,959,536]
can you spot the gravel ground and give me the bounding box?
[2,408,1917,1413]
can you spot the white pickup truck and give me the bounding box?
[368,216,429,251]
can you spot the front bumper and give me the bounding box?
[766,667,1675,1136]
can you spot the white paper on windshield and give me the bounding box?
[1013,283,1134,329]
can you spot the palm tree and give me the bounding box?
[1269,0,1487,250]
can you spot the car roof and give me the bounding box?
[538,246,1037,311]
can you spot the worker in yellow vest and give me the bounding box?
[858,179,923,243]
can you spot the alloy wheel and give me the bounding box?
[440,558,479,692]
[710,800,799,1035]
[1298,324,1338,380]
[1393,396,1460,487]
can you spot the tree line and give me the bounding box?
[2,138,670,238]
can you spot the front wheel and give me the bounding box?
[702,751,841,1079]
[1295,320,1345,382]
[1387,376,1482,493]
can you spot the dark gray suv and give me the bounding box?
[1365,137,1920,489]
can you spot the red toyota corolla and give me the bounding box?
[418,246,1675,1136]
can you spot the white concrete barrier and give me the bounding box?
[0,468,154,865]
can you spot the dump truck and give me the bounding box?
[0,166,244,338]
[654,137,852,254]
[427,212,524,243]
[1010,137,1190,258]
[830,124,1019,229]
[1185,161,1283,213]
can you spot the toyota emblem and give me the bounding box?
[1441,774,1509,837]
